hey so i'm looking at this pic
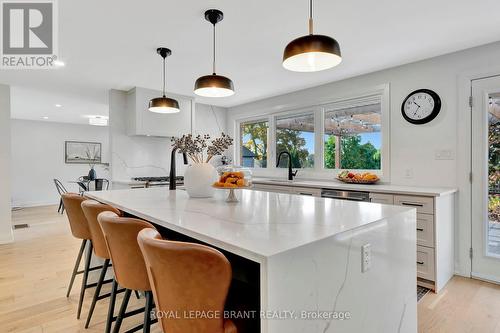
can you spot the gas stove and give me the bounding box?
[132,176,184,188]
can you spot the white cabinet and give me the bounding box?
[291,187,321,197]
[252,184,321,197]
[369,193,394,205]
[126,87,193,137]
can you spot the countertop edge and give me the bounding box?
[252,178,457,197]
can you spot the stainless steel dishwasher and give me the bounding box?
[321,189,370,202]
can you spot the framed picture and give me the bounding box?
[65,141,102,164]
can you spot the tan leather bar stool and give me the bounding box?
[81,200,122,329]
[98,211,158,333]
[62,193,104,319]
[137,228,237,333]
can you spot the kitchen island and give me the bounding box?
[87,187,417,333]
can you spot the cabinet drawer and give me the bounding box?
[369,193,394,205]
[252,184,291,194]
[292,187,321,197]
[417,214,434,247]
[417,246,435,281]
[394,195,434,214]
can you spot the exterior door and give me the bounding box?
[471,76,500,282]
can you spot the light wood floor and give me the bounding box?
[3,205,500,332]
[1,205,161,333]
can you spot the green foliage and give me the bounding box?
[324,135,381,170]
[276,129,313,168]
[489,121,500,190]
[242,122,268,167]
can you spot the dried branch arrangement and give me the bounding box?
[171,133,233,163]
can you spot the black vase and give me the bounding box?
[88,167,96,181]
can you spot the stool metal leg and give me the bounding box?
[77,241,93,319]
[85,258,111,328]
[143,291,153,333]
[105,279,118,333]
[66,239,87,298]
[113,289,132,333]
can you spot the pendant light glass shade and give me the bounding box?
[283,0,342,72]
[194,74,234,97]
[149,47,180,113]
[194,9,235,98]
[283,34,341,72]
[148,96,180,114]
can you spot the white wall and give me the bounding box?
[0,84,13,243]
[109,89,227,181]
[227,41,500,278]
[10,119,110,207]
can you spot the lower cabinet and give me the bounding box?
[252,184,321,197]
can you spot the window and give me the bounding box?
[324,102,381,170]
[276,113,315,168]
[240,120,268,168]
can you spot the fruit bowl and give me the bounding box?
[337,171,380,184]
[213,168,252,202]
[212,185,252,202]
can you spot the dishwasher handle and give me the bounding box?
[321,194,366,201]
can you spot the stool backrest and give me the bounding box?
[81,200,121,259]
[98,211,155,291]
[137,228,232,333]
[53,179,68,195]
[61,193,90,240]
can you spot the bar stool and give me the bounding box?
[81,200,122,329]
[98,211,158,333]
[137,228,237,333]
[61,193,102,319]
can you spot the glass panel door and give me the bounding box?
[471,76,500,282]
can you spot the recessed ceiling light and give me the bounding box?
[42,116,49,120]
[55,104,62,108]
[88,116,108,126]
[54,60,65,67]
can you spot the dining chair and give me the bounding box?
[137,228,237,333]
[53,179,68,214]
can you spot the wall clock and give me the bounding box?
[401,89,441,124]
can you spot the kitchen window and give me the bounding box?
[276,113,315,168]
[324,101,382,170]
[240,120,269,168]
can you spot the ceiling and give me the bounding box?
[4,0,500,124]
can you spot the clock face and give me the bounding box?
[401,89,441,124]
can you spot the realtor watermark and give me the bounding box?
[152,310,352,321]
[1,0,58,69]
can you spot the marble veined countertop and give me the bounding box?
[253,177,457,197]
[86,187,412,261]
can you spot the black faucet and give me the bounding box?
[276,151,298,181]
[169,148,188,190]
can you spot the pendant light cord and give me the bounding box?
[162,56,166,97]
[309,0,314,35]
[212,23,216,75]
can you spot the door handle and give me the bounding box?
[417,261,425,265]
[416,228,424,231]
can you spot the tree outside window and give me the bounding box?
[240,121,268,168]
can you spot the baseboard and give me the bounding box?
[471,272,500,285]
[0,232,14,244]
[12,200,59,208]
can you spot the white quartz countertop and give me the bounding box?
[86,187,412,261]
[253,177,457,197]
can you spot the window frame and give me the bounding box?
[233,84,390,181]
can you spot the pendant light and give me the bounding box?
[194,9,234,98]
[148,47,180,113]
[283,0,342,72]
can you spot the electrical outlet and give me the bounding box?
[435,149,454,160]
[404,168,413,179]
[361,243,371,273]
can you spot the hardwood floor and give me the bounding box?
[1,205,161,333]
[3,205,500,332]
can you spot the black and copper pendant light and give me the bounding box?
[283,0,342,72]
[194,9,234,98]
[148,47,180,113]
